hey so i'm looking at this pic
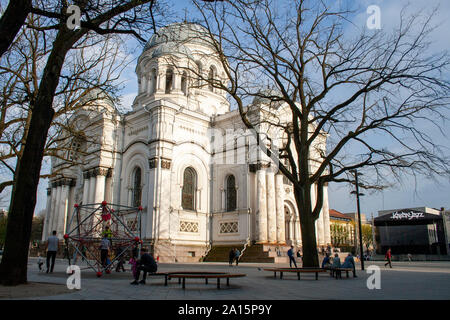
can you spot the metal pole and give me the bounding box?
[354,170,365,270]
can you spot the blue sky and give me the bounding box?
[5,0,450,217]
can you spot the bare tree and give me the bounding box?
[0,0,163,286]
[0,15,128,197]
[0,0,32,58]
[189,0,450,267]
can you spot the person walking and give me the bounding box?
[228,248,235,267]
[234,248,240,266]
[130,247,158,285]
[99,233,111,268]
[287,246,298,268]
[46,231,59,273]
[115,245,126,272]
[384,248,393,268]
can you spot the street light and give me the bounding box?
[350,169,365,271]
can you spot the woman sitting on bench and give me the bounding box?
[341,253,357,278]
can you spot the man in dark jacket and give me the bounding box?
[287,246,298,268]
[130,247,158,285]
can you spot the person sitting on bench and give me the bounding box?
[130,247,157,285]
[321,252,331,269]
[330,253,341,277]
[341,252,357,278]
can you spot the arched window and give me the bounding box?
[132,167,142,207]
[226,175,237,212]
[195,61,202,87]
[165,68,173,94]
[181,71,187,95]
[208,65,216,92]
[150,68,157,94]
[182,167,197,211]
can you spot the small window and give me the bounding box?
[150,68,157,94]
[226,175,237,212]
[181,71,187,95]
[208,65,216,92]
[132,167,142,207]
[182,167,197,211]
[195,61,202,87]
[188,251,196,257]
[165,68,173,94]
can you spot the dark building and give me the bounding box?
[374,207,448,255]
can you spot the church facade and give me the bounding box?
[42,23,331,262]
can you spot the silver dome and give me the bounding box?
[144,22,214,52]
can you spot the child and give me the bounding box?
[129,256,138,278]
[37,254,44,272]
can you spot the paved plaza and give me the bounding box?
[1,257,448,300]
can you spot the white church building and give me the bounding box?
[42,23,331,262]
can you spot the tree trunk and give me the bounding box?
[294,185,319,267]
[0,0,32,58]
[0,30,80,286]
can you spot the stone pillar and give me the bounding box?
[93,169,107,204]
[256,169,267,243]
[322,183,331,245]
[57,183,70,236]
[88,174,96,205]
[42,188,52,241]
[275,174,285,244]
[81,171,90,204]
[48,184,58,236]
[53,184,62,236]
[266,171,277,243]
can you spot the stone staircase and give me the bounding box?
[239,244,290,263]
[204,244,292,263]
[203,244,246,262]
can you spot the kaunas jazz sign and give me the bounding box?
[390,211,425,221]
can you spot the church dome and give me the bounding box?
[144,22,214,52]
[149,42,193,59]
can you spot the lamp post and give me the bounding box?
[350,169,365,271]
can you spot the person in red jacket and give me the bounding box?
[384,248,392,268]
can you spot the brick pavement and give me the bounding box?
[6,258,450,300]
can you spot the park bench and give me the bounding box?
[330,267,354,279]
[263,267,327,280]
[144,272,171,285]
[165,272,246,289]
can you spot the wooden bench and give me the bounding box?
[166,272,246,289]
[330,267,354,279]
[144,272,170,285]
[263,268,327,280]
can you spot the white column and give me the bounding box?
[53,185,62,236]
[82,176,90,204]
[266,171,277,243]
[275,174,285,244]
[88,174,96,205]
[42,188,52,241]
[48,185,57,235]
[58,184,70,236]
[322,183,331,245]
[94,174,106,204]
[256,169,267,243]
[81,174,90,222]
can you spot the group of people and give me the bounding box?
[41,229,158,285]
[229,248,241,266]
[321,252,357,277]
